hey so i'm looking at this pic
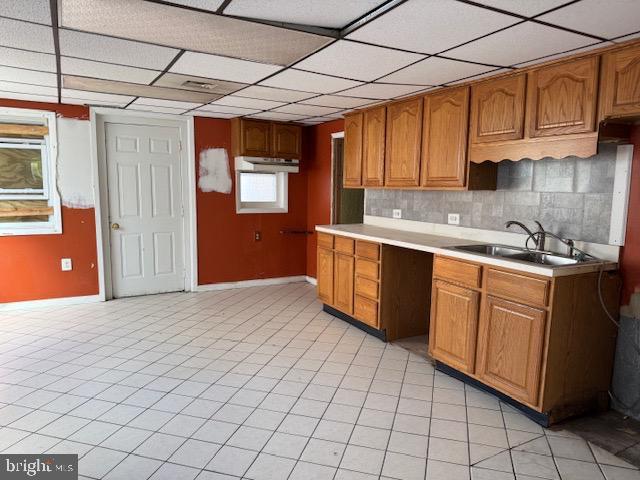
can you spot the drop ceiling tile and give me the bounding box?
[0,81,58,97]
[337,83,426,99]
[0,18,54,53]
[224,0,388,29]
[300,95,376,109]
[0,0,51,25]
[170,51,282,84]
[196,105,261,115]
[613,31,640,43]
[59,29,179,70]
[166,0,226,12]
[445,22,597,67]
[380,56,496,86]
[61,89,134,106]
[0,66,57,87]
[474,0,570,17]
[0,91,58,103]
[63,75,220,103]
[60,0,332,66]
[234,85,316,102]
[211,96,286,110]
[249,112,308,121]
[304,116,342,123]
[61,57,160,84]
[0,47,56,72]
[537,0,640,40]
[128,105,189,115]
[260,69,363,94]
[296,40,424,81]
[193,111,240,119]
[445,68,510,85]
[154,73,247,95]
[512,42,613,67]
[273,104,342,116]
[132,98,202,110]
[346,0,520,54]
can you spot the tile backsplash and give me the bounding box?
[365,143,617,244]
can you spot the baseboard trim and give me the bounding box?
[196,275,309,292]
[305,276,317,286]
[0,294,101,311]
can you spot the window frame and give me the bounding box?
[235,171,289,214]
[0,108,61,236]
[0,138,49,200]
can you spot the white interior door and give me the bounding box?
[105,122,184,298]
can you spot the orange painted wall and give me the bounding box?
[620,126,640,305]
[0,99,99,303]
[195,116,308,285]
[304,119,344,278]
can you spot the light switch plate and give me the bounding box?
[392,209,402,219]
[448,213,460,225]
[61,258,73,271]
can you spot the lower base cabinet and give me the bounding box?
[334,253,355,315]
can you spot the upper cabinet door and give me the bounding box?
[600,44,640,119]
[421,87,469,188]
[528,57,599,137]
[363,106,386,187]
[343,113,363,188]
[470,74,526,144]
[272,123,301,159]
[239,119,271,157]
[385,98,423,187]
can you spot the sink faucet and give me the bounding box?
[505,220,546,251]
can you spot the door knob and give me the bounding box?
[111,223,120,230]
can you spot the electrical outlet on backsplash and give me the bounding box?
[365,144,620,245]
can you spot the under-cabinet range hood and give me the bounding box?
[234,156,299,173]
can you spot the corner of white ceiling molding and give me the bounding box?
[609,144,634,246]
[363,214,621,262]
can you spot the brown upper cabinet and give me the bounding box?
[470,74,527,145]
[527,56,599,138]
[363,106,386,187]
[385,98,423,187]
[421,87,469,188]
[600,43,640,119]
[231,118,301,159]
[343,112,363,188]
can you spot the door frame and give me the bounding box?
[90,108,197,301]
[330,131,344,224]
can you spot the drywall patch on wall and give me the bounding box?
[198,148,232,194]
[57,117,94,208]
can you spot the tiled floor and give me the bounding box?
[0,282,638,480]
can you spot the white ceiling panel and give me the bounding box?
[210,96,286,110]
[166,0,226,12]
[197,105,261,115]
[224,0,388,29]
[300,95,376,109]
[346,0,520,54]
[0,0,51,25]
[303,116,342,123]
[154,73,247,95]
[59,29,179,70]
[273,104,342,116]
[249,112,308,121]
[260,69,363,94]
[0,47,56,72]
[61,88,134,106]
[296,40,424,82]
[0,18,54,54]
[474,0,570,17]
[234,85,316,102]
[193,111,240,119]
[0,81,58,97]
[128,105,188,114]
[132,98,202,110]
[60,57,160,84]
[0,66,57,87]
[0,92,59,103]
[445,22,597,67]
[170,51,282,84]
[537,0,640,40]
[512,42,612,67]
[613,32,640,43]
[60,0,332,66]
[380,56,495,86]
[336,83,427,99]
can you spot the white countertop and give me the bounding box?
[316,224,618,277]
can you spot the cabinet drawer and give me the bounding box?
[486,268,549,307]
[334,236,355,254]
[433,256,481,288]
[355,295,378,328]
[356,240,380,260]
[317,232,334,249]
[355,258,379,280]
[355,275,379,300]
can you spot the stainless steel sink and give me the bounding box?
[448,244,590,267]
